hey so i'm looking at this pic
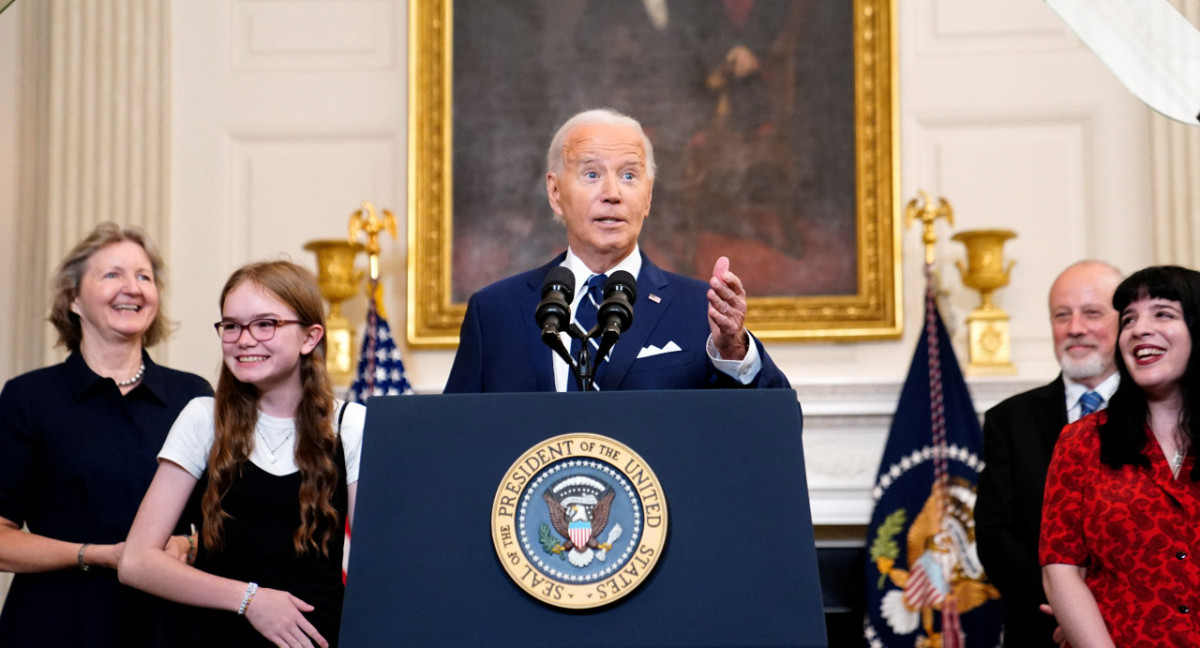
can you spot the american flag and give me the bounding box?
[343,290,413,579]
[347,295,414,402]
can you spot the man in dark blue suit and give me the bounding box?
[444,108,789,393]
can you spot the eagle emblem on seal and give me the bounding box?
[540,475,624,568]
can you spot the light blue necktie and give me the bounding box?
[567,274,606,391]
[1079,391,1103,417]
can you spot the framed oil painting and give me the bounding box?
[407,0,898,346]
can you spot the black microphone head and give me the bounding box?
[604,270,637,304]
[597,270,636,334]
[542,266,576,303]
[536,266,576,333]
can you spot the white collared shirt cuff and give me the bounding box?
[706,332,762,385]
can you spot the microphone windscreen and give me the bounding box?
[604,270,637,303]
[543,266,576,303]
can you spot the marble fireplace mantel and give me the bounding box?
[797,377,1045,526]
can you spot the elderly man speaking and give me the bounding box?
[444,108,789,394]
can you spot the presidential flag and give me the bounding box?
[864,273,1002,648]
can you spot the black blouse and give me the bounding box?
[0,351,211,647]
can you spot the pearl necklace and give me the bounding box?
[257,430,294,464]
[115,363,145,387]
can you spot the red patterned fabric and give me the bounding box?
[1041,412,1200,647]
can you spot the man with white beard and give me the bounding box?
[975,260,1123,648]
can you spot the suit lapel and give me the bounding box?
[1037,376,1069,456]
[598,254,671,390]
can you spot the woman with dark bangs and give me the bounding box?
[119,261,365,648]
[1042,265,1200,647]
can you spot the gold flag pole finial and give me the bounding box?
[904,190,955,267]
[348,200,398,317]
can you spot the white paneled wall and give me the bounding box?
[0,0,1188,606]
[167,0,408,382]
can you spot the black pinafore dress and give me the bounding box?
[177,441,348,647]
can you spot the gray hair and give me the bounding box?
[545,108,657,181]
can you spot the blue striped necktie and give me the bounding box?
[1079,391,1103,416]
[567,274,606,391]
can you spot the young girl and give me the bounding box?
[120,261,365,648]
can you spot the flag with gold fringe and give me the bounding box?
[863,270,1003,647]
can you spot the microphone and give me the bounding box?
[536,266,575,338]
[592,271,636,365]
[535,267,575,363]
[597,271,636,337]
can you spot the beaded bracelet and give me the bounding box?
[77,543,90,572]
[237,582,259,616]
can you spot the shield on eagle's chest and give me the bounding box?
[569,519,591,549]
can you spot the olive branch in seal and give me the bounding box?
[869,509,907,589]
[539,523,566,560]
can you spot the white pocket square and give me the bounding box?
[637,341,682,358]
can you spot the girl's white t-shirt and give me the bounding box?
[158,396,365,482]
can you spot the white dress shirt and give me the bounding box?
[552,246,761,391]
[1063,371,1120,423]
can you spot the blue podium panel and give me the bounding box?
[341,389,825,648]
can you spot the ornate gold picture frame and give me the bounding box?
[407,0,899,347]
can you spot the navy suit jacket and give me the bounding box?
[444,252,790,393]
[975,375,1067,648]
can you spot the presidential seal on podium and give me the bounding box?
[491,433,669,609]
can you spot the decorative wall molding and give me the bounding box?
[909,113,1093,372]
[800,377,1043,525]
[231,0,395,71]
[916,0,1077,56]
[229,133,397,260]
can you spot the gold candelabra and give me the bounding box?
[303,240,365,386]
[953,229,1017,375]
[304,200,398,386]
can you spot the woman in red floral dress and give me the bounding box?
[1042,265,1200,648]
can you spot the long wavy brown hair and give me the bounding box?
[201,260,341,556]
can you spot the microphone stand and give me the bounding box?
[567,323,593,392]
[541,325,573,366]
